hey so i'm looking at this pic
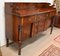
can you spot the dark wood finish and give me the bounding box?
[5,3,56,55]
[54,12,60,28]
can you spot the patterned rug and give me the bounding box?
[54,35,60,43]
[39,45,60,56]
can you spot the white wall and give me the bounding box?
[0,0,5,46]
[0,0,53,46]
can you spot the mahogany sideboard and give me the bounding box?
[5,3,56,55]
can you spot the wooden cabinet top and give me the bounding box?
[5,3,56,17]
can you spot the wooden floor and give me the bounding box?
[1,27,60,56]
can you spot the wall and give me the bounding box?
[0,0,53,46]
[54,0,60,11]
[0,0,5,46]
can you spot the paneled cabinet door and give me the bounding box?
[36,14,46,32]
[22,25,31,41]
[44,13,51,30]
[54,15,60,28]
[13,16,31,42]
[32,23,38,37]
[38,21,45,32]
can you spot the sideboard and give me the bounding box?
[5,3,56,55]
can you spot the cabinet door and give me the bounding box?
[13,16,31,42]
[38,21,45,32]
[36,14,46,32]
[22,25,31,41]
[54,16,60,28]
[32,23,38,37]
[44,13,51,30]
